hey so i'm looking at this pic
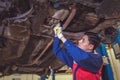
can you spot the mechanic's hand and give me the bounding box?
[53,23,63,39]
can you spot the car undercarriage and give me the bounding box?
[0,0,120,78]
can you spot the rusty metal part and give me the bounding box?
[89,18,120,33]
[22,39,53,66]
[48,9,69,27]
[32,39,53,64]
[62,3,77,30]
[6,7,34,21]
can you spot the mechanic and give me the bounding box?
[53,23,103,80]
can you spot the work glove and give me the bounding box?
[53,23,63,39]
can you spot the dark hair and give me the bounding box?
[104,26,116,35]
[84,32,101,50]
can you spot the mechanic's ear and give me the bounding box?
[89,44,94,50]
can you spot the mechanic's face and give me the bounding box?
[77,35,94,52]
